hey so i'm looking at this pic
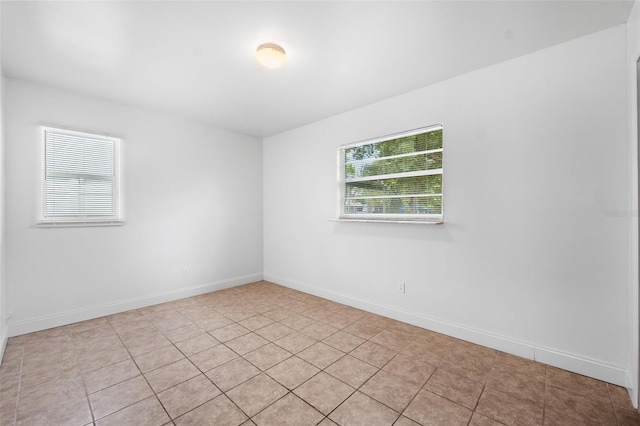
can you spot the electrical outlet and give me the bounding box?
[398,282,405,293]
[182,267,189,277]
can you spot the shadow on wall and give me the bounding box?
[331,222,454,243]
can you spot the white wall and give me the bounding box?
[0,72,6,358]
[264,25,630,387]
[626,0,640,406]
[0,1,7,358]
[5,79,263,335]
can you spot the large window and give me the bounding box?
[40,127,122,225]
[338,125,443,223]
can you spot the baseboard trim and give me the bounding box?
[627,370,638,409]
[534,345,628,386]
[0,325,8,365]
[8,273,263,337]
[265,273,628,387]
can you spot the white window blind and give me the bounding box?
[41,127,122,225]
[338,125,443,223]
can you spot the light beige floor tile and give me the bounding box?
[174,333,220,357]
[382,353,435,387]
[439,349,495,384]
[394,416,420,426]
[16,395,92,426]
[360,370,421,412]
[425,368,484,410]
[95,396,170,426]
[121,332,172,357]
[134,345,185,373]
[226,374,288,417]
[369,330,413,352]
[188,344,238,372]
[157,374,221,419]
[253,393,323,426]
[83,359,141,394]
[495,352,546,379]
[350,341,396,368]
[239,315,274,331]
[323,331,365,353]
[343,320,383,340]
[273,332,317,354]
[265,356,320,390]
[476,388,544,426]
[485,362,545,405]
[78,345,132,373]
[404,390,473,426]
[244,343,292,371]
[226,333,270,356]
[468,412,505,426]
[195,316,234,332]
[163,324,202,343]
[206,357,261,391]
[262,308,294,322]
[401,339,451,366]
[254,323,295,342]
[144,358,200,393]
[279,314,316,331]
[544,384,615,425]
[6,282,640,426]
[300,322,338,341]
[294,372,354,415]
[329,391,399,426]
[546,366,610,403]
[209,324,250,342]
[17,376,86,420]
[89,375,154,420]
[297,342,344,370]
[325,355,378,388]
[174,394,247,426]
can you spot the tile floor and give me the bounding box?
[1,281,639,426]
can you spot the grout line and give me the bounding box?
[5,281,632,426]
[76,327,102,425]
[107,316,176,424]
[8,342,24,425]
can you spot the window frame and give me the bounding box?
[337,124,444,224]
[38,126,124,227]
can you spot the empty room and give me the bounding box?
[1,0,640,425]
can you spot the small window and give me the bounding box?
[337,125,443,223]
[40,127,123,226]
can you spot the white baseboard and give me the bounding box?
[627,370,639,409]
[265,273,629,388]
[0,325,8,365]
[7,273,263,337]
[534,345,628,386]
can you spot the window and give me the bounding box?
[338,124,443,223]
[40,127,122,225]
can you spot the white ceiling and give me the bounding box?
[1,1,634,137]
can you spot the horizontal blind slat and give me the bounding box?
[44,129,118,219]
[339,126,443,220]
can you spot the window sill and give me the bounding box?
[330,218,443,225]
[36,220,125,228]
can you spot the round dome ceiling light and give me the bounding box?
[256,43,286,69]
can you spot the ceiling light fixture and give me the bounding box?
[256,43,286,69]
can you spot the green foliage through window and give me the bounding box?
[339,126,443,220]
